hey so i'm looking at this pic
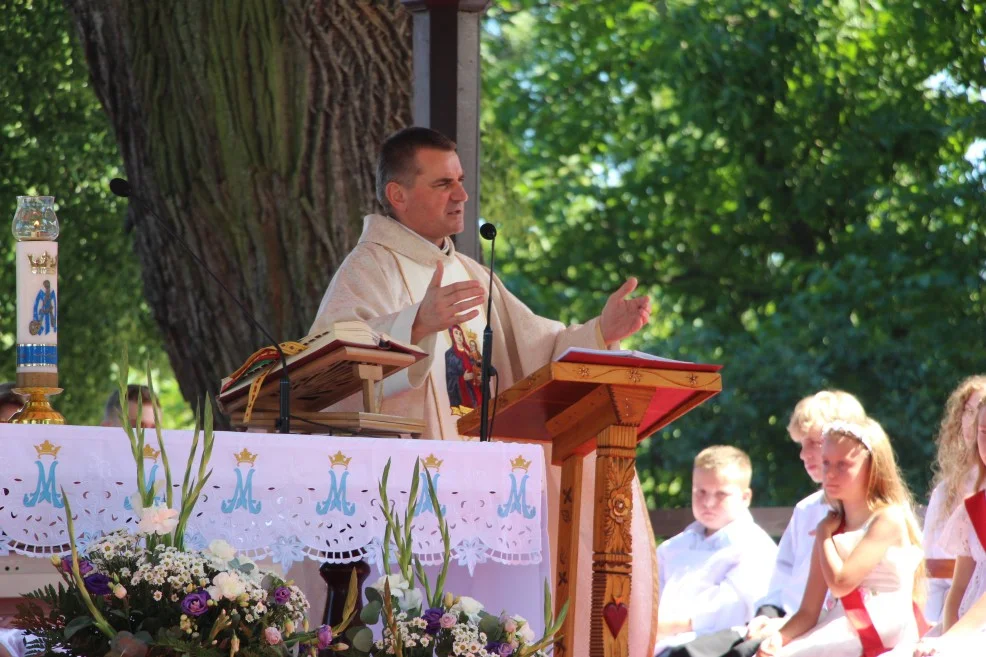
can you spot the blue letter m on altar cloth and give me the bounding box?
[221,468,262,514]
[316,470,356,516]
[498,473,537,519]
[24,460,64,509]
[414,471,447,517]
[124,464,164,511]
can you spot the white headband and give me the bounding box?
[822,421,872,452]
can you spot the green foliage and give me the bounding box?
[482,0,986,506]
[0,0,188,426]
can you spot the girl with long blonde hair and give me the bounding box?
[922,376,986,623]
[913,399,986,655]
[757,418,925,657]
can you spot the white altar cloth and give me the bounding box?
[0,424,551,631]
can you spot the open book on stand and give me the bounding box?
[217,321,426,431]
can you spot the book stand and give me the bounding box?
[220,345,425,436]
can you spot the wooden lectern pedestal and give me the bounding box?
[459,357,722,657]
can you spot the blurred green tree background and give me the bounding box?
[0,0,190,426]
[3,0,984,507]
[480,0,986,506]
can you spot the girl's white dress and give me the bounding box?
[905,493,986,655]
[775,521,923,657]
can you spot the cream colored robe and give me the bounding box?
[309,215,658,657]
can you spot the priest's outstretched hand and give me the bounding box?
[599,277,651,345]
[411,261,486,344]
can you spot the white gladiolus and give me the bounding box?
[397,588,423,611]
[207,571,246,601]
[369,573,411,597]
[208,539,237,562]
[137,503,179,535]
[513,616,536,644]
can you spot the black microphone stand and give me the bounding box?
[109,178,291,434]
[479,223,497,443]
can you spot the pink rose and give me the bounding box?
[264,627,282,645]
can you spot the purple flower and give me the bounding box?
[83,573,112,596]
[316,624,333,650]
[422,607,444,635]
[61,556,93,575]
[273,586,292,605]
[485,642,514,657]
[181,589,210,617]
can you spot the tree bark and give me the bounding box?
[62,0,412,416]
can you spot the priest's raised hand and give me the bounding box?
[599,277,652,345]
[410,261,486,344]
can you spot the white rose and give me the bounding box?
[398,588,423,611]
[207,571,246,600]
[513,616,536,644]
[370,573,410,597]
[454,596,484,616]
[137,503,179,535]
[208,539,237,561]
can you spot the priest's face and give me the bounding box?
[391,148,468,245]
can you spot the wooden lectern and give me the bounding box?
[219,345,426,436]
[458,352,722,657]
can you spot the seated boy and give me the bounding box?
[655,446,778,654]
[666,390,867,657]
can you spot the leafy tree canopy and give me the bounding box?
[481,0,986,506]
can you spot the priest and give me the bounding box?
[310,127,659,657]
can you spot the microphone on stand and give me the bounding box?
[478,222,497,443]
[109,177,292,434]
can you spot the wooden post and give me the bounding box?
[354,363,384,413]
[555,454,584,657]
[400,0,491,262]
[590,424,637,657]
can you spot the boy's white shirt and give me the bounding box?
[756,489,830,614]
[655,508,779,651]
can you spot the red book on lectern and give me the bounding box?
[458,347,722,442]
[557,348,722,438]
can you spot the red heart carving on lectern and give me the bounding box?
[602,601,628,636]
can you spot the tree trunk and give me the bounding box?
[62,0,412,418]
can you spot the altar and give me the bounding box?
[0,424,551,633]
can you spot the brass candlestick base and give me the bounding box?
[9,387,65,424]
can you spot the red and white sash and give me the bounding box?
[834,519,930,657]
[964,489,986,552]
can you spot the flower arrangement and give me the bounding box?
[13,354,568,657]
[359,459,568,657]
[14,357,361,657]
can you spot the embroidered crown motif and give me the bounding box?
[329,450,352,469]
[234,448,258,467]
[27,251,58,275]
[510,455,532,472]
[34,439,60,458]
[142,444,161,462]
[422,454,444,472]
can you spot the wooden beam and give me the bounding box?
[401,0,492,262]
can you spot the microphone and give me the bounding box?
[109,178,292,434]
[479,222,497,443]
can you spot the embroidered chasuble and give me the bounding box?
[307,215,659,657]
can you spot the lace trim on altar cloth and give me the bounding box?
[0,426,546,577]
